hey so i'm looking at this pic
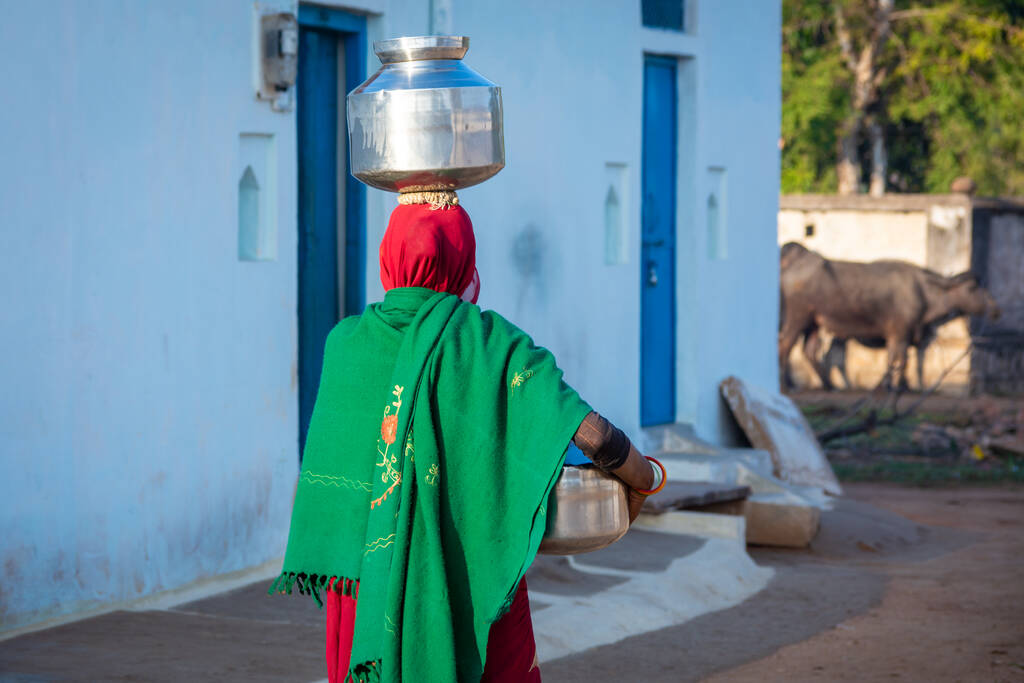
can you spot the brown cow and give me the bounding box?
[779,242,1000,390]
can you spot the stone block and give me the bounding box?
[744,499,821,548]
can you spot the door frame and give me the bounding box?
[640,53,679,427]
[297,5,367,315]
[296,5,367,457]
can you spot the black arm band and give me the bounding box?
[574,412,632,471]
[593,423,631,470]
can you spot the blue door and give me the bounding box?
[297,7,366,457]
[640,56,677,426]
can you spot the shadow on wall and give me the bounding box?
[511,224,547,318]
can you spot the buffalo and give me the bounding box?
[779,242,1000,391]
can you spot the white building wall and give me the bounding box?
[778,209,930,265]
[1,0,780,630]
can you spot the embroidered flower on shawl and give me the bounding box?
[381,414,398,445]
[510,367,536,394]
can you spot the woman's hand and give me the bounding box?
[626,486,649,524]
[614,445,656,525]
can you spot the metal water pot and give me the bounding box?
[347,36,505,193]
[538,465,630,555]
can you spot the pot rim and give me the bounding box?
[374,36,470,64]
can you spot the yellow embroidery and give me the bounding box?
[510,368,535,394]
[371,386,404,509]
[384,614,398,635]
[364,533,396,555]
[425,463,439,486]
[300,471,372,492]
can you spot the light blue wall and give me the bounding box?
[690,1,783,441]
[0,0,780,631]
[0,2,299,631]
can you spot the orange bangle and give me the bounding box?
[635,456,666,495]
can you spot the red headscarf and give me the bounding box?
[379,203,480,303]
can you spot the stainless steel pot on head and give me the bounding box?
[346,35,505,193]
[538,465,630,555]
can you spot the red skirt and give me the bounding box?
[326,578,540,682]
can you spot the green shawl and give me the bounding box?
[272,288,591,682]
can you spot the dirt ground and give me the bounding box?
[542,483,1024,683]
[703,483,1024,683]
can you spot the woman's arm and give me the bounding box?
[573,411,657,523]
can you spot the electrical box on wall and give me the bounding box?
[252,4,298,111]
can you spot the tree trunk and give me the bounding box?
[868,118,887,196]
[837,117,861,195]
[833,0,894,196]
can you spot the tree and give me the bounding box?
[834,0,894,196]
[782,0,1024,197]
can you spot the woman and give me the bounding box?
[273,198,662,682]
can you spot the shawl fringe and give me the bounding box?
[267,571,360,608]
[347,659,383,683]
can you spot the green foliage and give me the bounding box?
[782,2,847,192]
[831,458,1024,485]
[783,0,1024,196]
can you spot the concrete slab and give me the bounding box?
[638,437,833,547]
[526,556,630,598]
[573,530,706,573]
[530,537,773,663]
[642,481,751,514]
[633,509,747,541]
[657,449,777,484]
